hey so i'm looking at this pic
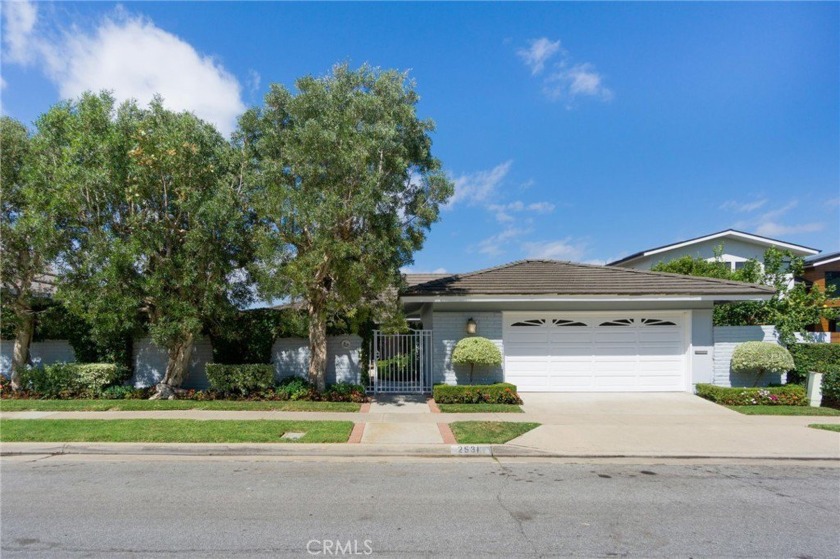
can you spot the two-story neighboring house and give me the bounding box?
[607,229,820,272]
[804,251,840,343]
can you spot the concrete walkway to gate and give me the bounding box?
[2,393,839,458]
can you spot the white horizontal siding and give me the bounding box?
[712,325,780,387]
[431,311,504,386]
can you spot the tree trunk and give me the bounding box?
[10,310,34,391]
[308,301,328,392]
[150,333,195,399]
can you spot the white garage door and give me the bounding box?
[503,313,688,392]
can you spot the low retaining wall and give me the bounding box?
[0,340,76,376]
[271,335,362,385]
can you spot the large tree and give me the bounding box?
[652,247,836,346]
[0,117,63,388]
[35,93,253,398]
[240,65,453,390]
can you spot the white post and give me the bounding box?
[806,372,823,407]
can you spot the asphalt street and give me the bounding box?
[1,455,838,558]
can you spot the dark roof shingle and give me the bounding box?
[401,260,774,297]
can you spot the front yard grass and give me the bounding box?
[0,419,354,443]
[727,405,840,416]
[0,400,360,412]
[449,421,539,444]
[437,403,523,413]
[808,424,840,433]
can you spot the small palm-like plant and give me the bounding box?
[731,341,795,387]
[452,337,502,384]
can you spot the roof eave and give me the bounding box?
[400,293,774,303]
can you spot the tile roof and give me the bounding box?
[401,259,775,297]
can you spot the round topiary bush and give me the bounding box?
[451,336,502,384]
[731,341,795,387]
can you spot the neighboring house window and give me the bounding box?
[825,272,840,296]
[828,320,839,333]
[734,261,747,271]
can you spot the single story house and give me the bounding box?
[607,229,819,271]
[401,259,774,393]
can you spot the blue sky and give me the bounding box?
[2,2,838,274]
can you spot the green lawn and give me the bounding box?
[437,403,523,413]
[0,419,354,443]
[0,399,360,412]
[449,421,540,444]
[809,424,840,433]
[727,405,840,416]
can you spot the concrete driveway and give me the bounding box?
[511,392,840,459]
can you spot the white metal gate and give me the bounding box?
[369,330,432,393]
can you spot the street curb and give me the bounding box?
[2,442,839,461]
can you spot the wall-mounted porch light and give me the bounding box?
[466,317,477,335]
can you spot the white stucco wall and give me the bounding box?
[271,335,362,384]
[0,339,76,376]
[712,325,780,387]
[431,311,504,385]
[131,337,215,389]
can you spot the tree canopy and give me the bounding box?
[33,92,254,395]
[239,64,453,389]
[652,246,836,346]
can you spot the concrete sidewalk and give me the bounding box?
[2,393,839,459]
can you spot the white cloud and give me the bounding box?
[2,0,37,64]
[2,1,245,136]
[448,160,513,208]
[544,63,613,104]
[720,198,768,213]
[754,221,824,237]
[487,200,555,223]
[734,199,825,238]
[518,37,612,106]
[401,267,448,274]
[517,37,562,75]
[522,238,587,261]
[476,227,530,257]
[527,202,555,213]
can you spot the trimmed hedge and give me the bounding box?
[695,383,807,406]
[18,363,123,398]
[787,343,840,408]
[205,364,275,396]
[787,343,840,376]
[731,342,795,379]
[433,383,522,405]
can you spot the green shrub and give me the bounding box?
[731,342,795,386]
[19,363,123,398]
[275,377,312,400]
[322,382,367,403]
[98,385,137,400]
[205,364,275,396]
[695,383,806,406]
[787,343,840,378]
[451,337,502,383]
[433,383,522,405]
[823,372,840,408]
